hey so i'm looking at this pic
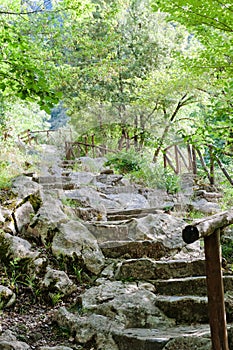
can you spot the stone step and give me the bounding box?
[34,175,76,190]
[106,208,167,221]
[86,222,130,243]
[154,275,233,296]
[115,258,206,280]
[155,294,233,324]
[41,182,75,190]
[100,240,180,259]
[99,185,139,195]
[112,324,213,350]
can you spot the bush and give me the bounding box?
[105,150,143,174]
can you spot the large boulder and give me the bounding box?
[54,280,174,350]
[51,220,105,275]
[55,307,119,350]
[0,230,39,263]
[80,280,173,329]
[11,175,42,198]
[30,193,68,244]
[96,213,202,259]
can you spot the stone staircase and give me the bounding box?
[37,148,233,349]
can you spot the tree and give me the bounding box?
[151,0,233,76]
[59,0,200,157]
[151,0,233,174]
[0,0,90,112]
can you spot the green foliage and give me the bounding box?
[151,0,233,79]
[73,266,83,283]
[160,169,181,194]
[105,150,143,174]
[221,187,233,210]
[49,292,63,306]
[222,239,233,264]
[61,198,77,208]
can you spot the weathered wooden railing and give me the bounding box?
[163,143,194,174]
[163,143,233,187]
[18,129,57,145]
[65,135,117,160]
[182,209,233,350]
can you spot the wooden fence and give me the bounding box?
[17,128,73,146]
[163,143,233,187]
[65,134,117,159]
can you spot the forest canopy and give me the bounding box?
[0,0,232,183]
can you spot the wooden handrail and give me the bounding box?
[182,210,233,350]
[182,208,233,244]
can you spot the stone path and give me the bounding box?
[35,145,233,349]
[1,143,232,350]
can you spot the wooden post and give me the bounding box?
[204,229,229,350]
[84,135,88,155]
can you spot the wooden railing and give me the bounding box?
[65,134,117,160]
[18,129,57,145]
[163,143,233,187]
[182,209,233,350]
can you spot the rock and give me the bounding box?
[112,325,211,350]
[52,220,105,275]
[106,192,150,210]
[69,171,95,186]
[95,174,123,186]
[0,330,31,349]
[0,206,11,222]
[14,201,34,233]
[30,193,68,244]
[64,187,108,216]
[78,156,107,172]
[80,280,174,328]
[98,213,202,259]
[11,175,42,198]
[64,187,149,212]
[115,258,206,280]
[41,268,77,295]
[55,307,119,350]
[0,285,16,308]
[191,198,221,214]
[127,214,186,248]
[163,336,211,350]
[0,230,39,263]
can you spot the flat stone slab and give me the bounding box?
[86,222,129,243]
[113,325,212,350]
[115,258,206,280]
[100,240,173,259]
[107,208,164,221]
[154,275,233,296]
[155,294,233,324]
